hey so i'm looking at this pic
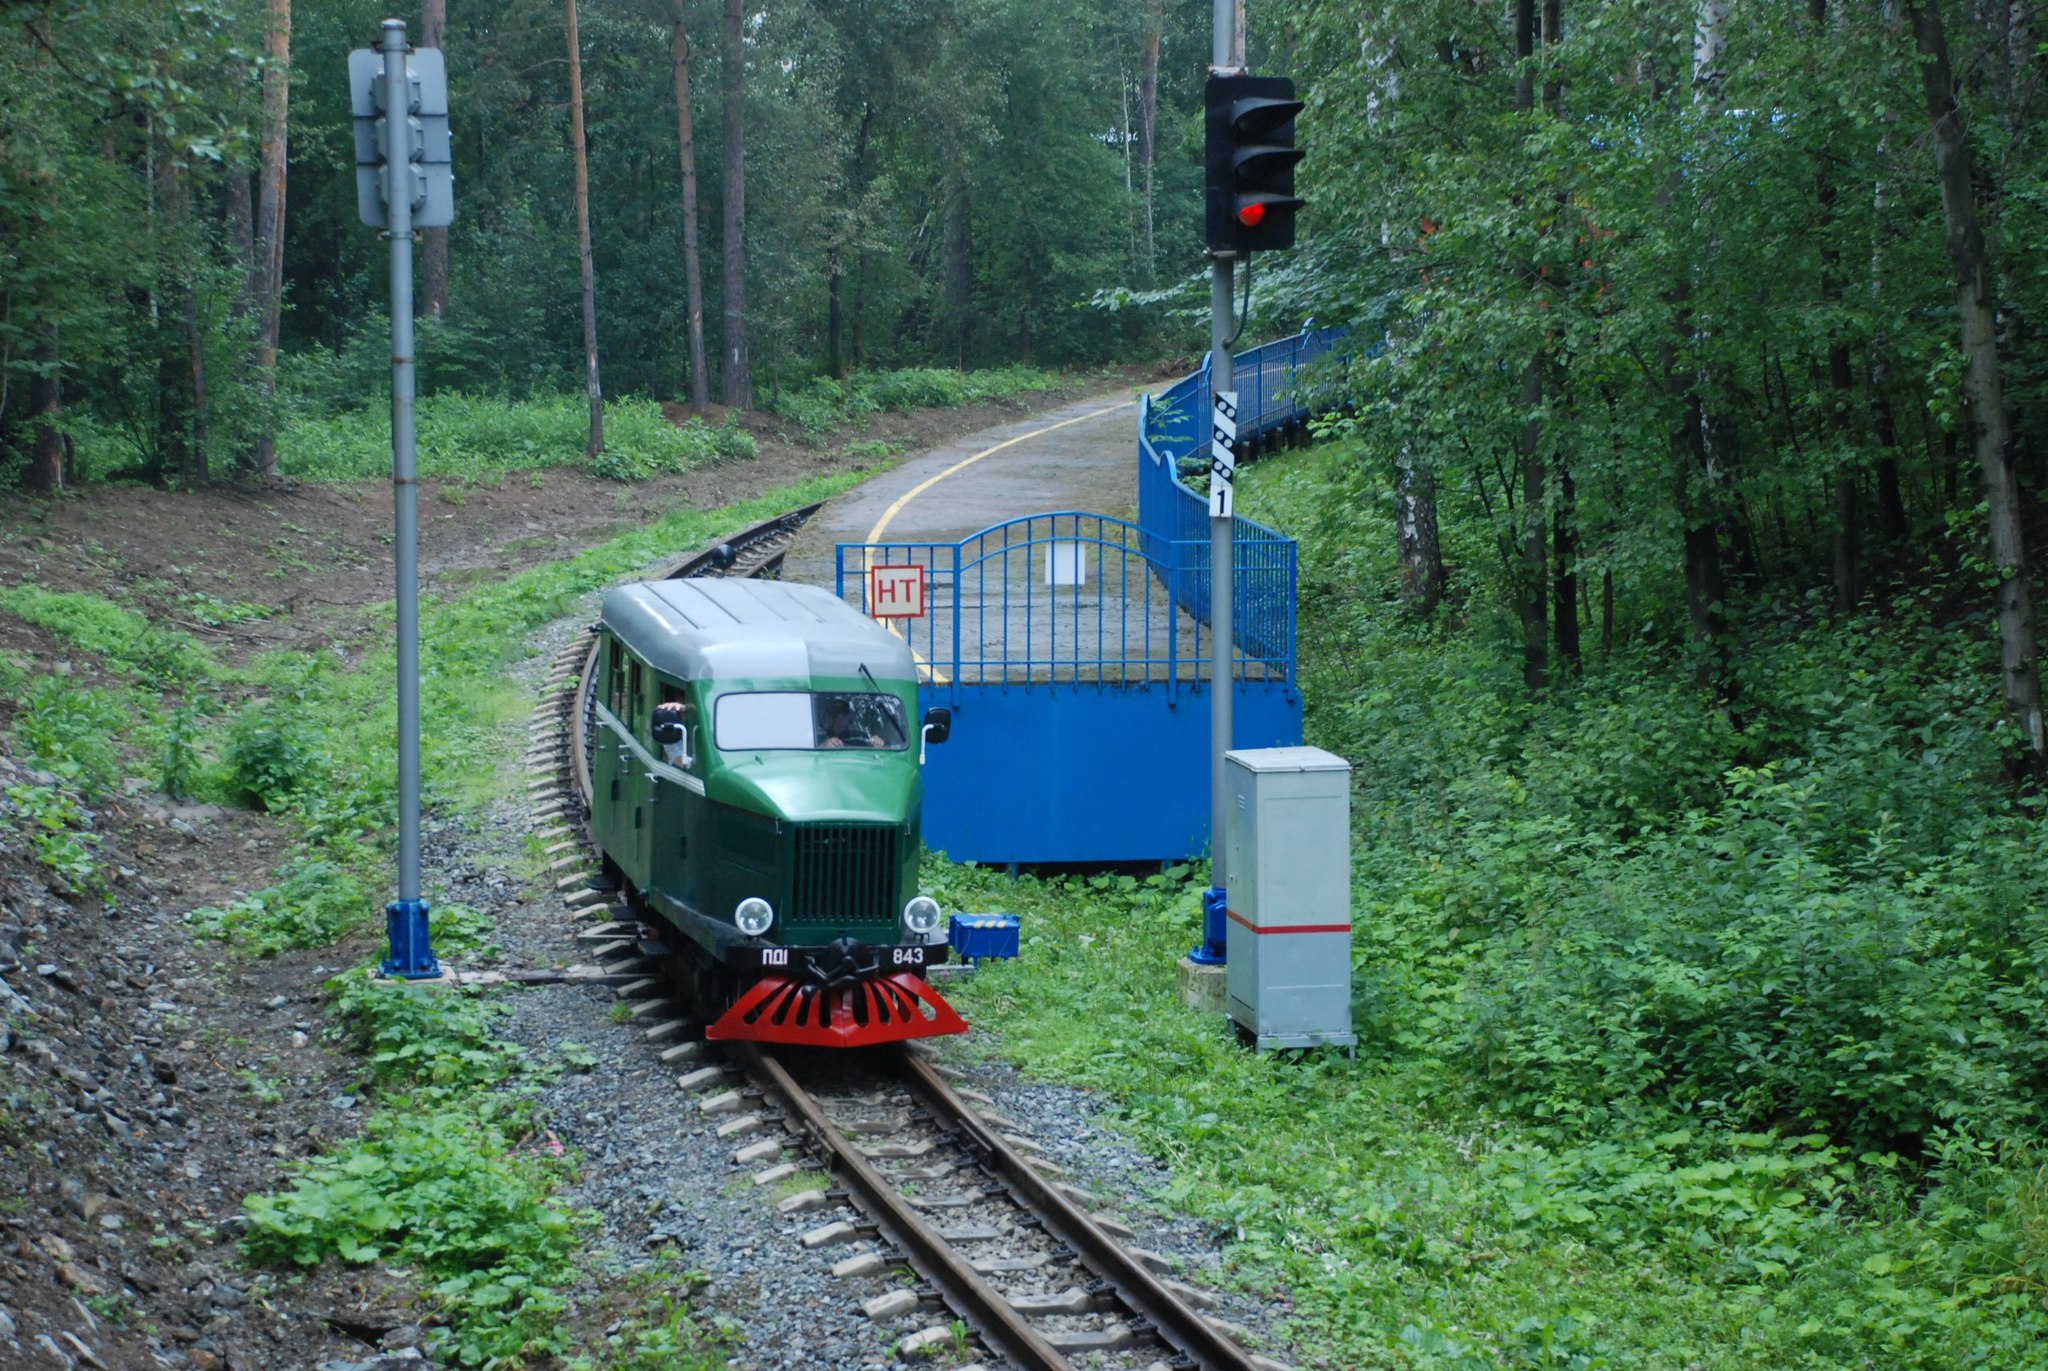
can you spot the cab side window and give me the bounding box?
[651,681,694,767]
[606,639,626,717]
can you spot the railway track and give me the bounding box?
[524,504,1284,1371]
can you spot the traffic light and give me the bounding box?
[1205,74,1304,254]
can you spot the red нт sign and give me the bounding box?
[867,564,927,619]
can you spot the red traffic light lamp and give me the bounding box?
[1205,74,1305,253]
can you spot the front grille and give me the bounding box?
[788,823,899,928]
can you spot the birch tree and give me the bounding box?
[1904,0,2045,761]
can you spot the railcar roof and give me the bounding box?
[600,578,919,685]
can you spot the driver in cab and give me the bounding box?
[819,699,877,749]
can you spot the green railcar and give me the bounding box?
[587,577,961,1047]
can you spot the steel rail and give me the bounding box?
[897,1049,1262,1371]
[731,1042,1075,1371]
[557,497,1267,1371]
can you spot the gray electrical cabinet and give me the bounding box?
[1223,746,1356,1053]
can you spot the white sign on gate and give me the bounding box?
[1209,388,1239,519]
[867,564,927,619]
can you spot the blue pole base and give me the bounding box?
[1186,886,1228,966]
[380,898,442,979]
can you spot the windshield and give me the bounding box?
[714,691,910,751]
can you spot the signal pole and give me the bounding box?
[1194,0,1245,968]
[351,19,454,978]
[382,18,433,980]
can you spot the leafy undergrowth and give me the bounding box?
[1,475,860,1363]
[244,913,723,1368]
[245,912,572,1367]
[933,438,2048,1370]
[276,391,756,484]
[936,867,2048,1371]
[769,364,1064,434]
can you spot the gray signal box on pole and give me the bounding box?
[350,45,453,229]
[1223,747,1356,1052]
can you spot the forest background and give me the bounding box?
[4,0,2048,1365]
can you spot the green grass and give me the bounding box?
[0,583,217,682]
[769,364,1064,434]
[276,392,755,483]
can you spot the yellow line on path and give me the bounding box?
[859,397,1136,689]
[862,399,1136,545]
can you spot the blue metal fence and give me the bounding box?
[825,324,1343,863]
[1138,321,1345,665]
[835,512,1293,697]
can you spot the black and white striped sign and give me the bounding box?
[1209,389,1238,519]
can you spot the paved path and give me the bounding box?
[782,388,1144,591]
[780,387,1239,687]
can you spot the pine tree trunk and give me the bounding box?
[949,178,973,369]
[670,6,709,408]
[26,325,62,494]
[1812,0,1863,612]
[249,0,291,477]
[420,0,450,320]
[162,132,207,485]
[1139,0,1161,284]
[1666,0,1732,684]
[1519,356,1548,688]
[1907,0,2046,759]
[1867,8,1911,549]
[186,284,209,483]
[1514,0,1547,689]
[149,105,181,486]
[1555,459,1580,671]
[227,169,256,316]
[720,0,752,409]
[827,248,845,381]
[566,0,604,456]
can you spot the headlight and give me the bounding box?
[902,895,943,938]
[735,897,774,937]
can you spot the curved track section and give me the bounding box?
[530,501,1281,1371]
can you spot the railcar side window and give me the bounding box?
[652,682,693,767]
[606,640,625,716]
[714,692,909,751]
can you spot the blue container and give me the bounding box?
[949,913,1021,962]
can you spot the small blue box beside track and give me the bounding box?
[836,324,1345,865]
[949,913,1021,961]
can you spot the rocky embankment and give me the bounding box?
[0,745,414,1371]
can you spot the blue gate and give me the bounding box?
[836,324,1344,864]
